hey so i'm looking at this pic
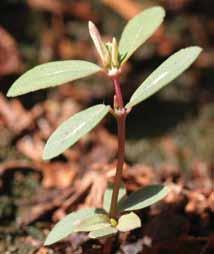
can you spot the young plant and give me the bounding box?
[7,6,202,245]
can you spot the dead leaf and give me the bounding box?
[0,27,22,76]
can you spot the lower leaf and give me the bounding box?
[118,184,169,212]
[44,208,105,246]
[117,212,141,232]
[88,226,118,239]
[74,214,110,232]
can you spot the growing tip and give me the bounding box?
[88,20,110,67]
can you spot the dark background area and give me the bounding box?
[0,0,213,253]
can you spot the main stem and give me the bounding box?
[109,76,126,218]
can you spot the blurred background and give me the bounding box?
[0,0,213,253]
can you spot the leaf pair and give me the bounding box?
[74,211,141,237]
[7,7,201,114]
[103,183,168,213]
[44,183,169,245]
[44,207,140,245]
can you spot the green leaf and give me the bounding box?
[117,212,141,232]
[7,60,101,97]
[74,214,110,232]
[44,208,105,246]
[126,46,202,108]
[88,226,118,239]
[43,104,110,160]
[103,181,127,213]
[119,185,168,212]
[119,6,165,65]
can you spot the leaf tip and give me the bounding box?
[191,46,203,55]
[6,83,19,97]
[42,150,52,161]
[44,234,54,246]
[6,88,14,97]
[42,144,54,161]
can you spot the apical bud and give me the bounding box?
[111,37,119,68]
[88,21,110,67]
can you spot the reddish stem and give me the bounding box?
[109,76,126,219]
[112,76,124,109]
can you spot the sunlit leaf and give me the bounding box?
[103,181,127,213]
[7,60,101,97]
[126,47,202,108]
[119,185,168,212]
[119,7,165,65]
[88,226,118,239]
[117,212,141,232]
[74,214,110,232]
[43,104,110,160]
[44,208,105,246]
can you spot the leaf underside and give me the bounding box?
[119,6,165,65]
[119,185,169,212]
[44,208,105,246]
[126,46,202,108]
[117,212,141,232]
[103,181,127,213]
[7,60,101,97]
[43,104,110,160]
[88,226,118,239]
[74,214,110,232]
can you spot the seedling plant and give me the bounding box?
[7,6,202,245]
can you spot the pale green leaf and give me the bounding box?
[7,60,101,97]
[43,104,110,160]
[103,181,127,213]
[126,47,202,108]
[119,185,168,212]
[88,226,118,239]
[74,214,110,232]
[119,6,165,64]
[117,212,141,232]
[44,208,105,246]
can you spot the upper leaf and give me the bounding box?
[126,46,202,108]
[74,214,110,232]
[43,104,110,160]
[44,208,105,246]
[119,185,168,212]
[119,6,165,65]
[117,212,141,232]
[103,181,127,213]
[88,226,118,239]
[7,60,101,97]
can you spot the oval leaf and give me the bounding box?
[103,181,127,213]
[43,104,110,160]
[117,212,141,232]
[119,6,165,64]
[126,46,202,108]
[7,60,101,97]
[88,226,118,239]
[119,185,168,212]
[74,214,110,232]
[44,208,105,246]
